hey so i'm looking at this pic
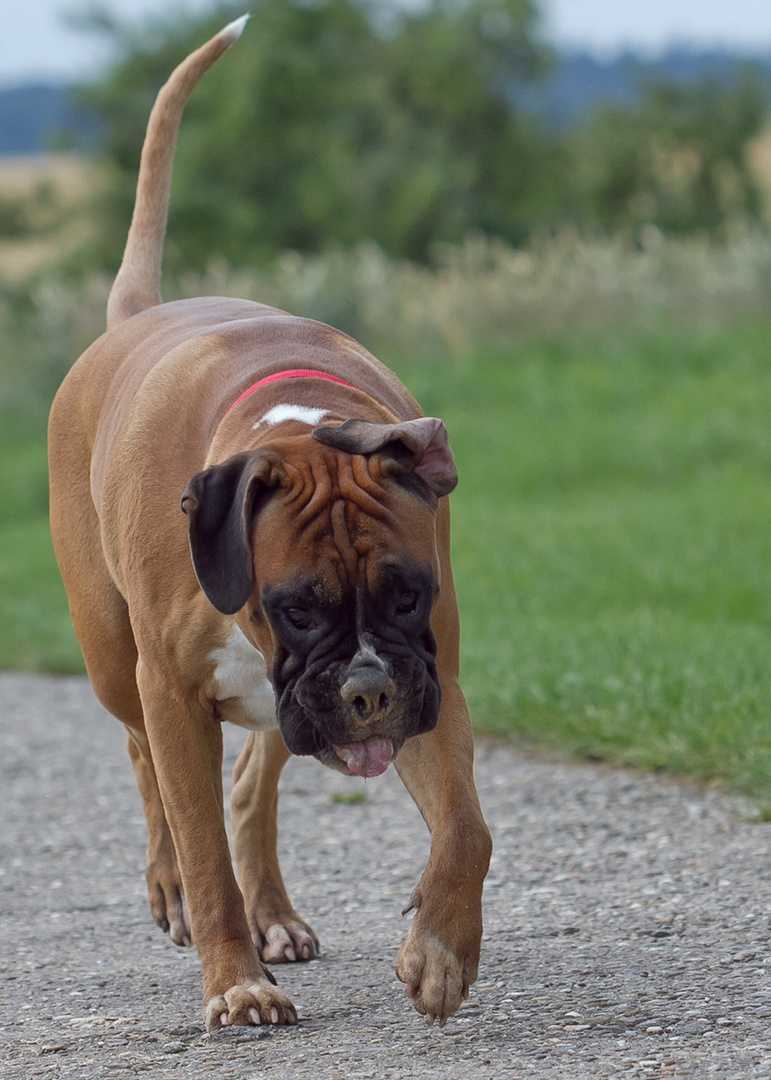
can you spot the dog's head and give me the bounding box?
[180,417,456,776]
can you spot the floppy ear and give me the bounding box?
[180,449,284,614]
[311,417,457,497]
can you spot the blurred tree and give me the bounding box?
[74,0,557,269]
[566,69,768,235]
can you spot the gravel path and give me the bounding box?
[2,672,771,1079]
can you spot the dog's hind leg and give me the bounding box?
[48,413,190,946]
[125,724,192,946]
[230,730,319,963]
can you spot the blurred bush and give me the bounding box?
[73,0,558,269]
[565,71,769,235]
[62,0,771,277]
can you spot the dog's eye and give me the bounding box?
[395,590,418,616]
[284,606,316,631]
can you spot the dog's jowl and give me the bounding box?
[48,16,491,1031]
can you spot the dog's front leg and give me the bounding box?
[394,677,492,1026]
[137,665,298,1031]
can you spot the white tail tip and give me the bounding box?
[221,14,250,44]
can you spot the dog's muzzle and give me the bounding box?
[274,636,439,775]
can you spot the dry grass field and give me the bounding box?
[0,153,97,280]
[747,120,771,223]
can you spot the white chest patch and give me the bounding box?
[253,403,328,429]
[209,625,278,731]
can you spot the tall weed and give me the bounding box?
[4,227,771,426]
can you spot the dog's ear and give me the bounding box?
[180,449,285,614]
[311,417,457,497]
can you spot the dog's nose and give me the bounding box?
[341,650,395,721]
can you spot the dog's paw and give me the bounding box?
[254,919,319,964]
[395,925,470,1027]
[204,979,298,1031]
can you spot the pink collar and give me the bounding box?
[227,368,357,414]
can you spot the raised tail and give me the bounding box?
[106,15,248,330]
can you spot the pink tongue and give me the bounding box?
[332,736,394,778]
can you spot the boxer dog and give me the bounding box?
[48,16,491,1031]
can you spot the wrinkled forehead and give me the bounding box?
[253,446,440,593]
[257,497,440,601]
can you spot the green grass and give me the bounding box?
[394,319,771,805]
[3,315,771,805]
[0,426,82,671]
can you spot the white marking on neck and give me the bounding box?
[253,403,328,430]
[209,625,277,731]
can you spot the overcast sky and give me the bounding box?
[2,0,771,87]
